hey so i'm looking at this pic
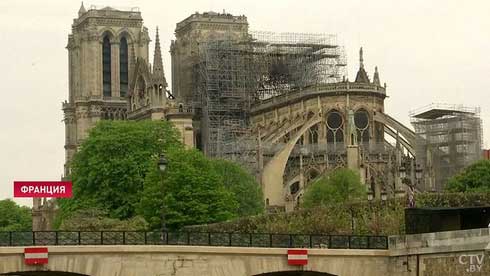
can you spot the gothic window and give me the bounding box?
[326,111,344,143]
[296,135,304,145]
[355,109,370,144]
[120,37,128,97]
[308,124,319,144]
[308,169,319,182]
[290,181,300,195]
[102,36,111,97]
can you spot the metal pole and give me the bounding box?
[350,207,355,234]
[160,173,166,232]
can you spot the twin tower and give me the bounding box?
[62,4,223,175]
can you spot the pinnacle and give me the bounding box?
[153,27,164,74]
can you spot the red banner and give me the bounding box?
[14,181,72,198]
[24,247,48,265]
[287,249,308,266]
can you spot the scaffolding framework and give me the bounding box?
[410,104,483,191]
[195,31,347,159]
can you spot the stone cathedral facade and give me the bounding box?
[63,4,193,176]
[62,4,423,213]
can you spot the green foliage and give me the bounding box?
[57,120,181,225]
[189,192,490,235]
[57,120,263,231]
[211,159,264,216]
[417,192,490,207]
[302,168,366,208]
[59,208,148,231]
[137,148,238,230]
[0,199,32,231]
[187,199,406,235]
[446,160,490,192]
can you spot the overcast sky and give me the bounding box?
[1,0,489,206]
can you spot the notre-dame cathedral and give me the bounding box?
[62,4,194,177]
[64,4,465,212]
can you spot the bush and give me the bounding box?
[302,168,366,208]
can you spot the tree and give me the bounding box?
[58,120,262,231]
[57,120,181,224]
[446,160,490,192]
[211,159,264,216]
[0,199,32,231]
[137,148,238,230]
[302,168,366,208]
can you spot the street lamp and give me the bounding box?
[349,206,355,234]
[380,189,388,202]
[158,154,168,173]
[399,166,406,179]
[367,189,374,202]
[158,154,168,234]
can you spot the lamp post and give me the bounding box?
[367,189,374,202]
[158,154,168,232]
[349,206,355,234]
[367,188,376,233]
[380,189,388,202]
[399,166,406,179]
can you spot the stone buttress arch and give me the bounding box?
[263,118,290,142]
[267,113,311,144]
[261,112,322,206]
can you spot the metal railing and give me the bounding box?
[0,231,388,249]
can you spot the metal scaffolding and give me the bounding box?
[410,104,483,191]
[195,31,347,159]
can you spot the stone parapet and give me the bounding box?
[251,82,386,115]
[389,228,490,256]
[176,12,248,33]
[75,7,142,25]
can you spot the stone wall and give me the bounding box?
[390,228,490,276]
[0,246,389,276]
[2,229,490,276]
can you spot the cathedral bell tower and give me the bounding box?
[63,3,150,176]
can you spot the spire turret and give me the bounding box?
[359,47,364,69]
[354,47,370,83]
[151,27,168,90]
[373,66,381,86]
[78,2,87,17]
[152,27,164,76]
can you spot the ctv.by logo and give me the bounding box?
[458,254,485,273]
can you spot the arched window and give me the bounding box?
[355,109,370,144]
[102,36,111,97]
[326,110,344,143]
[308,169,319,182]
[290,181,300,195]
[119,37,128,97]
[308,124,319,144]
